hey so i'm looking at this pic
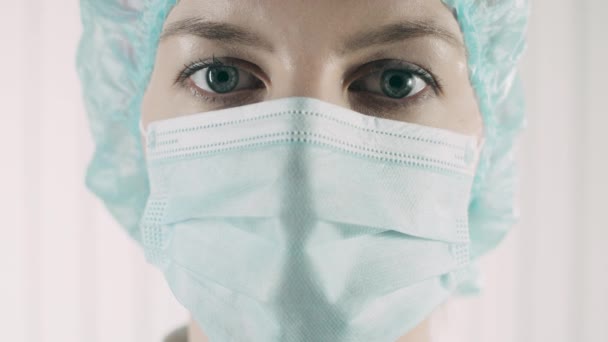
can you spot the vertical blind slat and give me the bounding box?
[1,1,28,341]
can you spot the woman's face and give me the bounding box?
[142,0,482,138]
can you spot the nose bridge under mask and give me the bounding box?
[266,51,346,106]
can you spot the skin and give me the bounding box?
[141,0,483,341]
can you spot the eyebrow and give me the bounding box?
[339,20,465,55]
[160,18,464,55]
[160,18,274,52]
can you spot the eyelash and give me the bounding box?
[174,55,444,107]
[176,56,232,84]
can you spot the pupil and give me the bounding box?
[389,75,404,88]
[217,71,229,83]
[381,69,414,99]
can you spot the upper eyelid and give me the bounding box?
[175,58,226,84]
[175,57,261,85]
[190,57,270,84]
[346,60,441,94]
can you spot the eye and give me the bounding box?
[176,57,265,102]
[353,69,427,98]
[348,60,439,101]
[191,64,263,94]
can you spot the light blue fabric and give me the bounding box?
[76,0,530,296]
[141,96,481,341]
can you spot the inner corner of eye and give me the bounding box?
[347,84,362,92]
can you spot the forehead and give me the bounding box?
[169,0,451,17]
[164,0,462,50]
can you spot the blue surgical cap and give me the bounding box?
[76,0,530,295]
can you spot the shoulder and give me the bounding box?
[163,325,188,342]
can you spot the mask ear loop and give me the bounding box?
[469,127,486,170]
[477,135,486,152]
[470,134,485,172]
[139,118,148,136]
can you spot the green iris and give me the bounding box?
[380,69,415,99]
[206,66,239,93]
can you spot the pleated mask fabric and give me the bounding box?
[140,97,481,341]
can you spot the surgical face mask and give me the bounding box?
[139,97,481,341]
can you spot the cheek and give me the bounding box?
[382,83,482,136]
[440,66,483,136]
[424,42,483,135]
[453,85,483,137]
[141,40,193,127]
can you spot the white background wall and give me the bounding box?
[1,1,606,341]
